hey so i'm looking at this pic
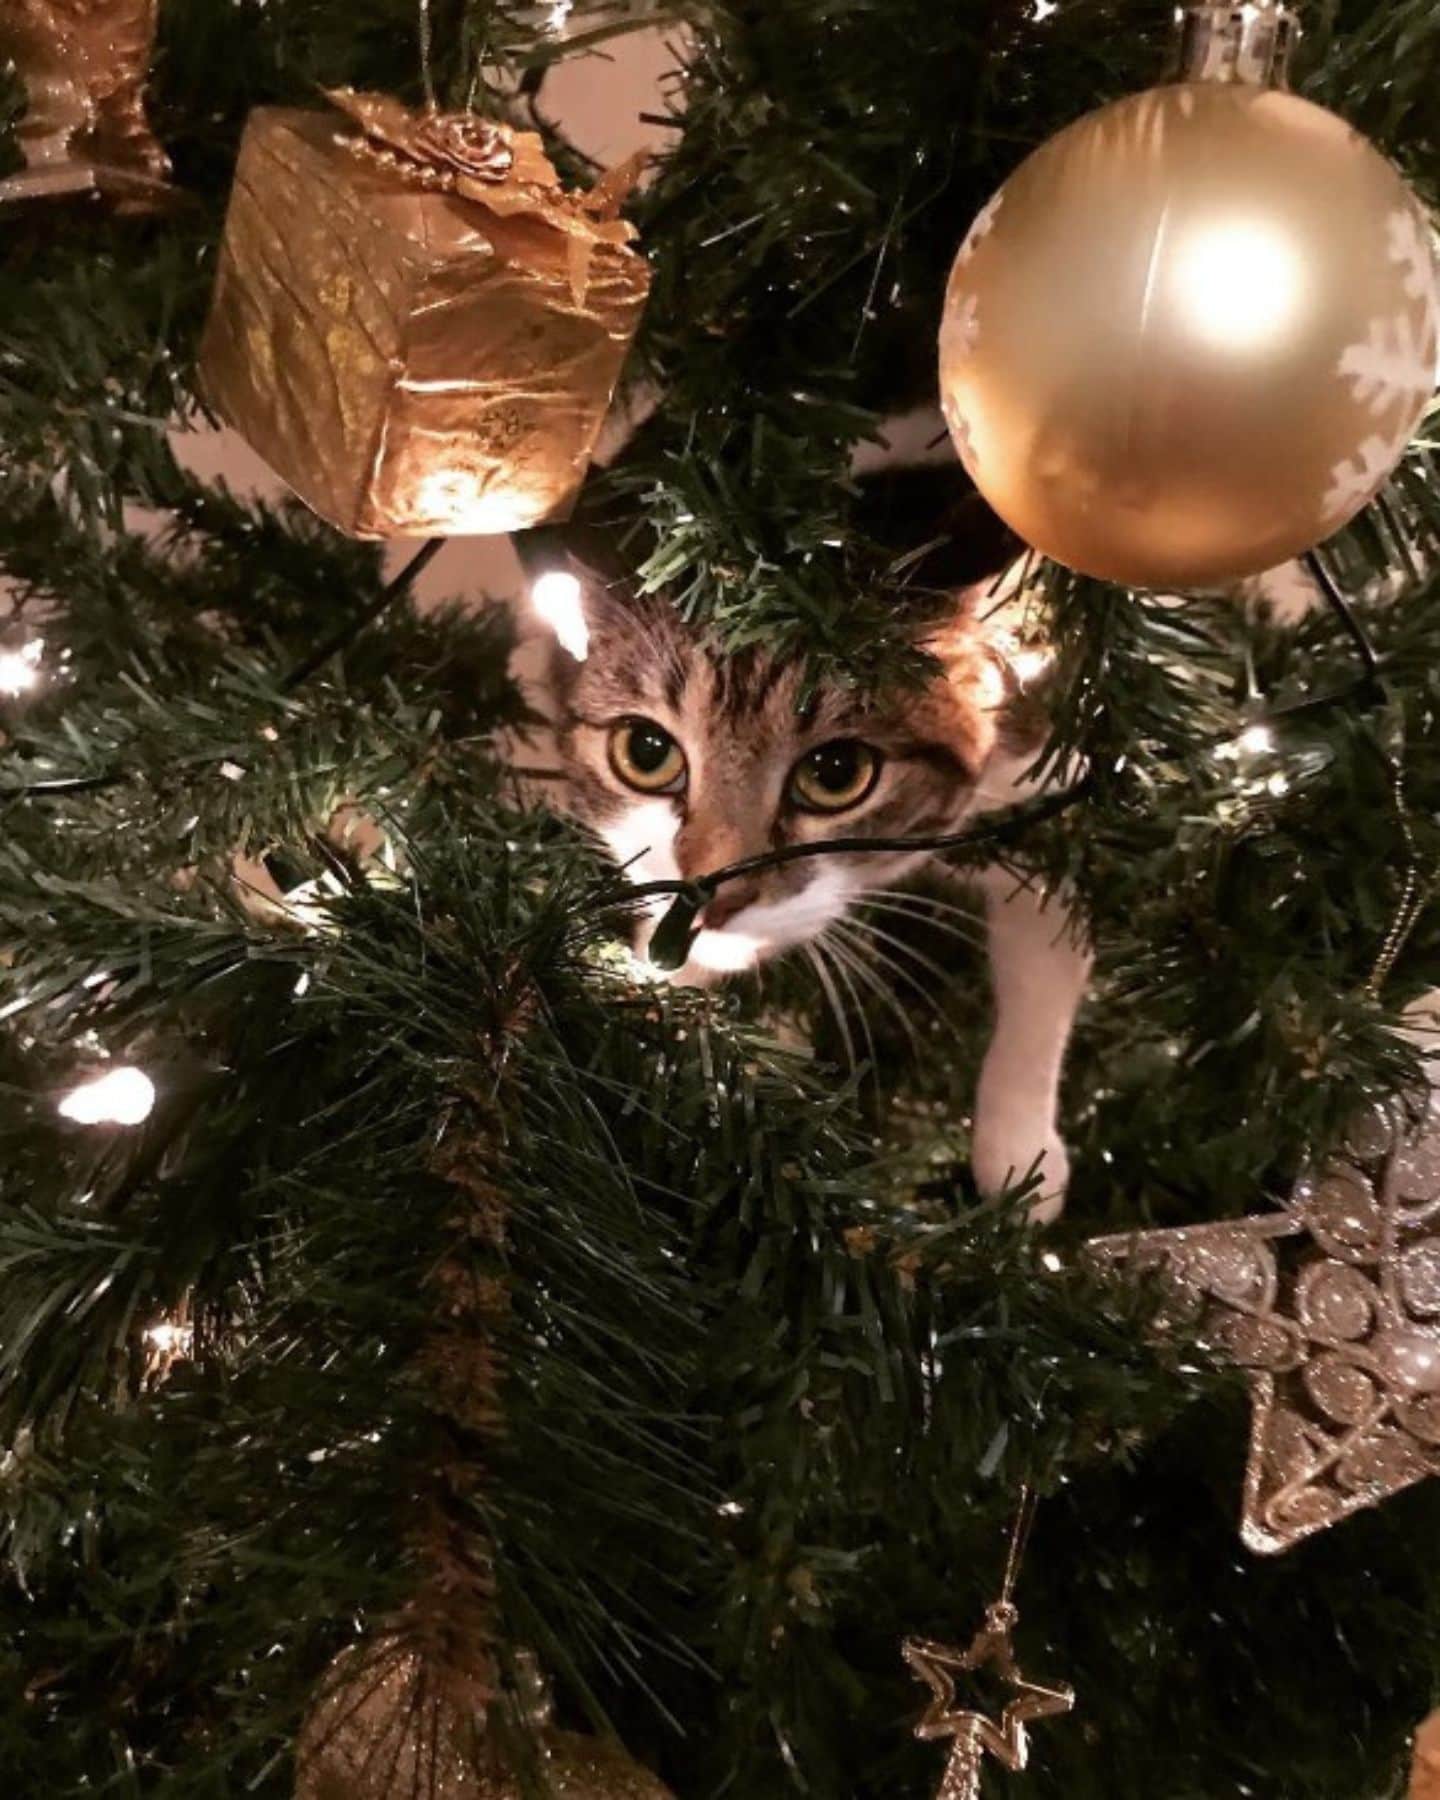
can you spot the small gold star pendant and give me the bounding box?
[903,1601,1075,1800]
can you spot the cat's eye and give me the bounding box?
[788,740,881,813]
[608,718,687,794]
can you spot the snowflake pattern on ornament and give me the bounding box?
[1386,205,1440,304]
[954,192,1002,269]
[946,405,977,472]
[1338,313,1437,417]
[1323,428,1414,523]
[1322,206,1439,527]
[949,292,980,358]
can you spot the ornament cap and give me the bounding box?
[1174,1,1300,88]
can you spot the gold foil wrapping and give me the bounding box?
[295,1644,676,1800]
[199,95,650,539]
[0,0,171,205]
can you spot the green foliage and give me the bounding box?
[2,1,1440,1797]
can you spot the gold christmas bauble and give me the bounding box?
[296,1646,675,1800]
[939,83,1439,589]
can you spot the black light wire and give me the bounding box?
[1,534,1388,967]
[627,559,1388,970]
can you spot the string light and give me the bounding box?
[145,1320,193,1356]
[278,873,345,934]
[57,1065,156,1126]
[530,570,589,662]
[1011,644,1055,685]
[0,637,43,696]
[1237,723,1275,755]
[1215,721,1277,762]
[624,950,666,985]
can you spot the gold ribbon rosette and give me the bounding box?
[326,87,647,306]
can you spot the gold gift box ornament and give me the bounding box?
[198,90,651,539]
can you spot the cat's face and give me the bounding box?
[549,583,1007,980]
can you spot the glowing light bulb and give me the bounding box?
[415,467,481,519]
[688,929,764,973]
[1172,219,1307,353]
[1237,723,1274,754]
[0,638,44,696]
[624,950,665,985]
[145,1320,193,1356]
[1011,645,1055,684]
[530,570,589,661]
[58,1065,156,1126]
[280,874,344,934]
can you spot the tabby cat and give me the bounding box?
[544,567,1090,1221]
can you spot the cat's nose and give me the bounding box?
[700,879,762,930]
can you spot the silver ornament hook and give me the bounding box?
[1173,1,1301,88]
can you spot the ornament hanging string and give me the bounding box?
[280,537,445,692]
[902,1483,1074,1800]
[1295,550,1433,999]
[418,0,438,110]
[996,1482,1038,1616]
[1366,758,1427,998]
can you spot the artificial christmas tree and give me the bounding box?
[3,2,1440,1797]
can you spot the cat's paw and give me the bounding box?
[971,1120,1069,1224]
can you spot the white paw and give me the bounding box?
[971,1120,1070,1223]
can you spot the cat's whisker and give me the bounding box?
[863,885,987,928]
[828,921,945,1056]
[841,912,966,1000]
[857,889,988,953]
[853,900,986,959]
[823,925,925,1068]
[818,929,880,1080]
[805,941,859,1077]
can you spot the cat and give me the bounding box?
[525,388,1332,1218]
[541,557,1090,1222]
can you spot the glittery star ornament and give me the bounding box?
[295,1642,675,1800]
[1088,1094,1440,1552]
[903,1602,1075,1800]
